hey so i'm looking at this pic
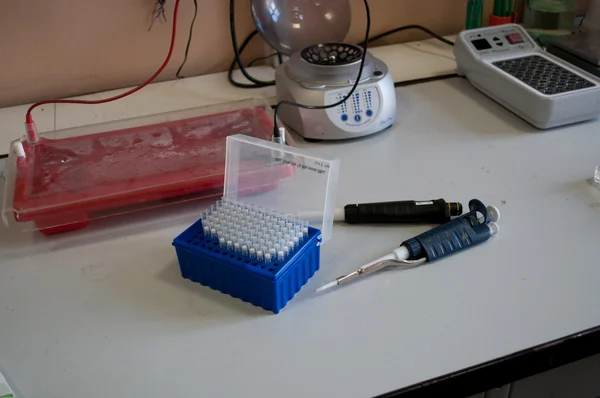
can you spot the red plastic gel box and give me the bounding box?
[1,99,281,234]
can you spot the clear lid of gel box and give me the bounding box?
[1,99,275,234]
[223,135,340,241]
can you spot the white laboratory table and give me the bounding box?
[1,77,600,398]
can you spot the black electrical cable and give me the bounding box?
[176,0,198,78]
[360,24,454,47]
[272,0,371,138]
[228,30,274,88]
[248,52,279,67]
[229,0,275,87]
[394,73,459,87]
[228,30,275,88]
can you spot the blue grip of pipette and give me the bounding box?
[401,199,493,261]
[403,218,492,261]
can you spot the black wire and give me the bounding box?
[394,73,459,87]
[227,28,280,87]
[176,0,198,78]
[229,0,275,87]
[360,24,454,47]
[248,53,279,67]
[229,30,274,88]
[149,0,167,31]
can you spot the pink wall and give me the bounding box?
[0,0,476,108]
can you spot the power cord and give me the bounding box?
[228,30,272,88]
[229,0,275,87]
[248,53,279,67]
[176,0,198,78]
[149,0,168,31]
[361,24,454,47]
[227,30,280,88]
[394,73,459,88]
[272,0,371,139]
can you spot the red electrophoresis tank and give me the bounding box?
[10,106,291,234]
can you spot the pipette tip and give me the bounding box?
[315,280,338,293]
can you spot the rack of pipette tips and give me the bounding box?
[173,200,320,313]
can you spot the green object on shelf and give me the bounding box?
[466,0,484,29]
[493,0,503,16]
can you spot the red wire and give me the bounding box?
[26,0,181,118]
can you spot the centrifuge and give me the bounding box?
[251,0,396,140]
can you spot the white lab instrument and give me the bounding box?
[454,24,600,129]
[275,43,396,140]
[252,0,396,140]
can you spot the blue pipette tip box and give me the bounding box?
[172,135,340,313]
[173,219,322,313]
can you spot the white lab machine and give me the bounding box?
[275,43,396,141]
[251,0,396,140]
[454,24,600,129]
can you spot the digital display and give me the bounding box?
[472,38,492,51]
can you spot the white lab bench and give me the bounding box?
[1,43,600,398]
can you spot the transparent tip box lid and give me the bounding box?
[224,135,340,241]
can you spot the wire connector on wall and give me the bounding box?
[149,0,168,31]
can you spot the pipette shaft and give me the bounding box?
[316,247,412,292]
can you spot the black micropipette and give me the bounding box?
[342,199,463,224]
